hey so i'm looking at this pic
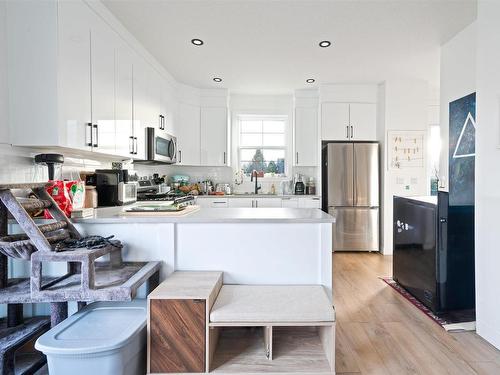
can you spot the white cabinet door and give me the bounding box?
[294,107,318,166]
[89,14,117,155]
[321,103,350,140]
[148,69,162,131]
[255,198,282,208]
[209,198,229,208]
[228,198,254,208]
[298,197,321,208]
[115,41,134,158]
[177,103,201,165]
[58,0,92,151]
[132,57,151,160]
[281,197,299,208]
[160,81,175,134]
[349,103,376,141]
[200,107,227,166]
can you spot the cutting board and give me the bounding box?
[120,204,200,217]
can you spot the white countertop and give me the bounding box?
[72,205,334,224]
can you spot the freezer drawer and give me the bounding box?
[329,207,379,251]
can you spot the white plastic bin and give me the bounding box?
[35,300,147,375]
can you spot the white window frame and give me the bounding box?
[232,113,291,180]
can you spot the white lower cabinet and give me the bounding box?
[298,197,321,208]
[228,198,254,208]
[196,198,229,208]
[255,198,282,208]
[199,197,321,208]
[281,197,299,208]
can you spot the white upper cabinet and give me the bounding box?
[177,103,201,165]
[148,69,162,131]
[160,82,176,134]
[115,40,134,158]
[6,0,173,160]
[294,106,318,166]
[321,102,376,141]
[200,107,227,166]
[349,103,376,141]
[89,14,117,155]
[321,103,350,140]
[58,0,92,151]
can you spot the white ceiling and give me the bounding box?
[102,0,476,94]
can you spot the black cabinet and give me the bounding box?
[393,192,475,314]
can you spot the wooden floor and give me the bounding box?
[334,252,500,375]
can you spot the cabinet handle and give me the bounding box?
[251,200,254,208]
[162,115,165,130]
[346,125,349,139]
[86,123,93,147]
[223,151,226,164]
[255,200,258,208]
[159,115,162,130]
[296,152,299,164]
[178,150,182,163]
[350,125,353,139]
[129,136,134,154]
[134,137,138,155]
[92,124,98,147]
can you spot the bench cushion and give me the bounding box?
[210,285,335,323]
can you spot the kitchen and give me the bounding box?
[1,0,500,375]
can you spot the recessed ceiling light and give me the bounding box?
[213,77,222,82]
[306,79,316,84]
[319,40,331,48]
[191,38,204,46]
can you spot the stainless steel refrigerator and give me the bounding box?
[322,142,379,252]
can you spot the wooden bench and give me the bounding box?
[147,272,336,374]
[209,285,335,373]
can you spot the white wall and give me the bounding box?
[378,79,429,254]
[0,1,8,143]
[475,0,500,350]
[439,22,477,189]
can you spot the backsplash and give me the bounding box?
[133,163,319,194]
[0,144,112,184]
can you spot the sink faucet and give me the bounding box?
[250,170,261,194]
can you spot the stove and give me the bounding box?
[137,191,196,206]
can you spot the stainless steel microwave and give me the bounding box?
[145,127,177,164]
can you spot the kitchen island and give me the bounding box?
[70,206,334,297]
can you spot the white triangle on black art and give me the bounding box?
[452,112,476,159]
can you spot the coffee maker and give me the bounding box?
[294,174,305,195]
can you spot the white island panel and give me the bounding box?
[176,222,332,297]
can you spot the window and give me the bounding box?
[238,115,287,177]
